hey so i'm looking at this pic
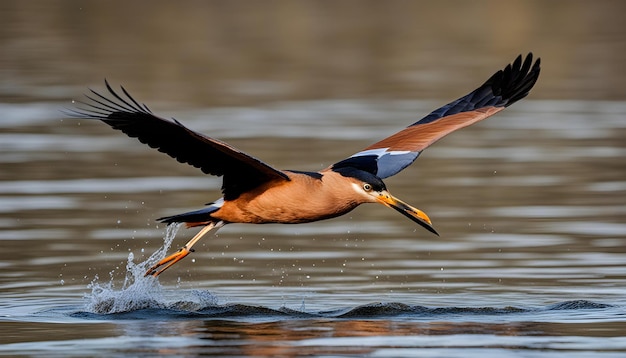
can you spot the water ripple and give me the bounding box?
[70,298,617,322]
[0,177,217,194]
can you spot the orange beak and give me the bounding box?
[377,191,439,236]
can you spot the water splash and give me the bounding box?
[84,224,218,314]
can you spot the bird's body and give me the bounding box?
[70,54,541,277]
[220,170,362,224]
[181,170,364,226]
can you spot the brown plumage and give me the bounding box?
[361,107,504,152]
[69,53,540,277]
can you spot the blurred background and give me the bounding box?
[1,1,626,354]
[1,0,625,105]
[0,0,624,298]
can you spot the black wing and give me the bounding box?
[68,80,289,200]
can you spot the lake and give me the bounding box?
[1,1,625,357]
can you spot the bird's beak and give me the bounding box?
[377,191,439,236]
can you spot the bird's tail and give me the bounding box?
[158,200,223,227]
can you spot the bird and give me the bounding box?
[69,53,540,277]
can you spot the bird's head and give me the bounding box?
[334,167,439,236]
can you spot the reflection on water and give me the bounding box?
[1,97,625,356]
[1,1,626,356]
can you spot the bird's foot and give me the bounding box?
[145,246,193,277]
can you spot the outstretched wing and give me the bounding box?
[68,80,289,200]
[331,53,541,178]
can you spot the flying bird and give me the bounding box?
[70,53,540,277]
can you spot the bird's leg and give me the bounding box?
[145,221,222,277]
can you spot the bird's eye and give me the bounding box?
[363,183,372,191]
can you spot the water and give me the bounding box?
[2,1,626,357]
[2,97,624,357]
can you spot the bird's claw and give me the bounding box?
[144,247,191,277]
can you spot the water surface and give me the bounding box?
[1,1,626,357]
[2,97,625,356]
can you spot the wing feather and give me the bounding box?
[331,53,541,178]
[67,80,289,200]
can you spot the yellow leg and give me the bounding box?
[145,221,223,277]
